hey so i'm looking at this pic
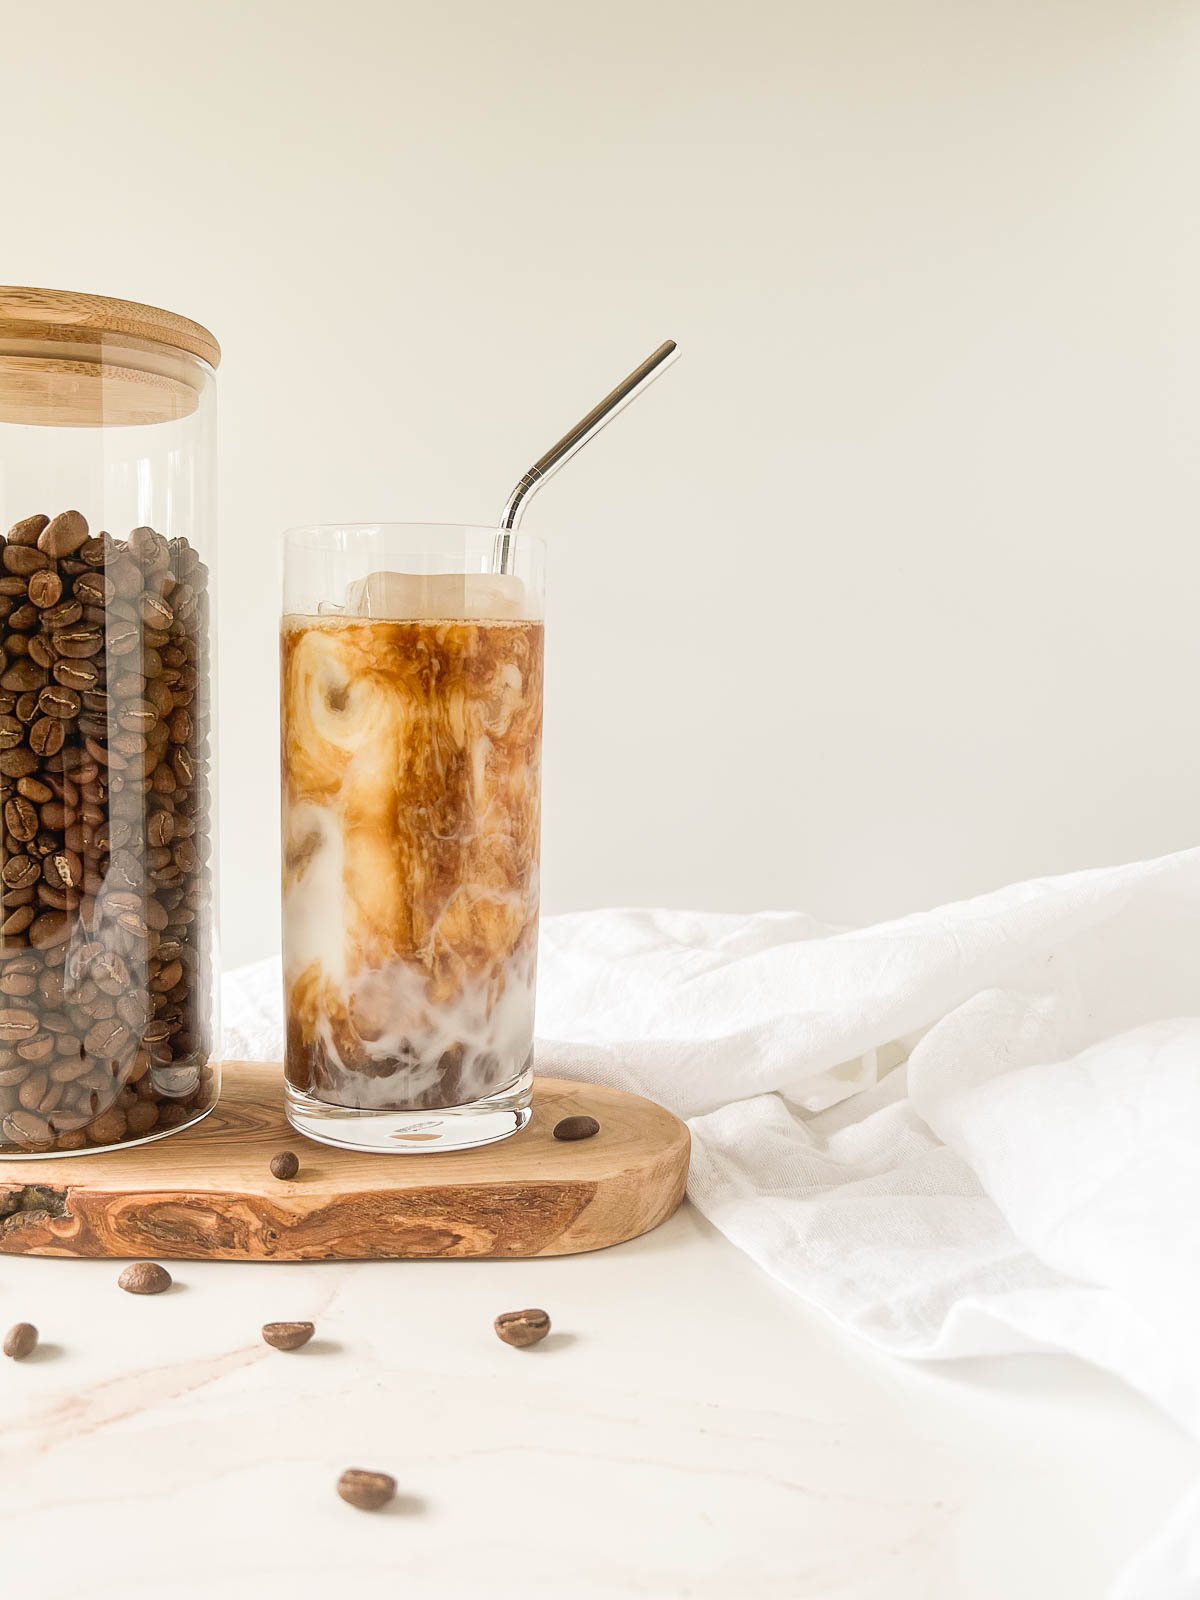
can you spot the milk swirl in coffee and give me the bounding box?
[281,572,543,1111]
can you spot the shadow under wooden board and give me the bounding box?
[0,1063,690,1262]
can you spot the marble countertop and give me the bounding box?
[2,1203,1195,1599]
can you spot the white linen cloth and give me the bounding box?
[224,847,1200,1597]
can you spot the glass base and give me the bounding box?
[0,1099,218,1160]
[284,1068,534,1155]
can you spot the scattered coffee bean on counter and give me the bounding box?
[261,1320,315,1351]
[269,1150,300,1180]
[553,1114,600,1142]
[118,1261,172,1295]
[0,509,216,1154]
[337,1469,397,1511]
[3,1321,38,1359]
[494,1308,551,1348]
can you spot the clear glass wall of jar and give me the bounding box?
[0,287,220,1155]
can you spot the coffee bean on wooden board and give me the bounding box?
[494,1308,551,1348]
[553,1115,600,1142]
[2,1321,38,1359]
[261,1321,315,1351]
[269,1150,300,1180]
[337,1470,397,1511]
[118,1261,172,1295]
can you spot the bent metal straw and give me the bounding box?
[493,339,679,573]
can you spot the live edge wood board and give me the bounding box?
[0,1064,690,1262]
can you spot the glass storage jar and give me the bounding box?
[0,287,219,1155]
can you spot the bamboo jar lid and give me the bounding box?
[0,286,220,428]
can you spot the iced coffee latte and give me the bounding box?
[280,535,544,1153]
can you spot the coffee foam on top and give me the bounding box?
[341,570,536,622]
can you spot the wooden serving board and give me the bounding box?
[0,1063,690,1261]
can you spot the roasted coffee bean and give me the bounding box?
[270,1150,300,1180]
[118,700,158,733]
[40,599,82,630]
[17,1072,48,1109]
[2,1322,38,1360]
[73,571,113,606]
[29,717,65,757]
[494,1309,552,1348]
[125,1099,158,1135]
[37,886,75,913]
[553,1115,601,1142]
[5,798,38,842]
[29,912,70,950]
[38,685,80,719]
[86,1105,127,1143]
[129,525,169,568]
[336,1470,396,1512]
[2,1108,50,1147]
[0,660,46,691]
[18,1035,54,1066]
[38,510,89,557]
[261,1321,315,1351]
[138,592,174,629]
[16,775,52,804]
[0,748,38,778]
[53,626,104,660]
[2,544,49,576]
[7,602,39,631]
[26,569,62,609]
[147,809,175,847]
[8,514,48,546]
[84,1018,131,1058]
[144,898,169,932]
[43,852,81,892]
[117,1261,172,1295]
[107,623,140,657]
[0,712,21,749]
[2,856,39,890]
[106,558,141,600]
[52,658,98,691]
[150,960,183,993]
[27,635,54,670]
[90,951,130,995]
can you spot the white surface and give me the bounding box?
[2,1206,1198,1600]
[227,853,1200,1590]
[4,1,1200,966]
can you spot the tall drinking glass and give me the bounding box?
[280,525,544,1153]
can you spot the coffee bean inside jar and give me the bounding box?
[0,511,215,1153]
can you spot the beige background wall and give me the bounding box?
[2,0,1197,967]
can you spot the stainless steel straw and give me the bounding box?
[493,339,679,572]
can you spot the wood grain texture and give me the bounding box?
[0,352,203,427]
[0,1064,690,1262]
[0,286,220,367]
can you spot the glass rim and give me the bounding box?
[283,521,546,551]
